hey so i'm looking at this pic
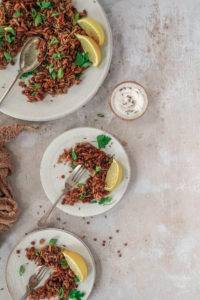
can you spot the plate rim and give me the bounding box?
[40,126,131,217]
[0,0,113,122]
[5,227,96,300]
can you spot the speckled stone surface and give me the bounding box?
[1,0,200,299]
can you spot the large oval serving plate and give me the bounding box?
[6,228,96,300]
[0,0,112,121]
[40,127,131,217]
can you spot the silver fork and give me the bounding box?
[38,165,87,228]
[21,266,48,300]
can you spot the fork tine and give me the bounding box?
[35,266,46,278]
[72,165,84,181]
[74,168,86,183]
[37,267,48,282]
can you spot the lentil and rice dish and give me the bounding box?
[58,141,113,206]
[0,0,91,102]
[25,241,82,300]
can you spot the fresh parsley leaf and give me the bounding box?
[49,36,59,45]
[5,26,15,36]
[75,51,91,68]
[6,34,15,44]
[57,68,64,79]
[69,289,85,300]
[58,286,65,298]
[52,53,64,59]
[32,83,41,90]
[71,149,78,161]
[20,71,34,80]
[52,11,60,17]
[37,1,53,9]
[71,162,78,169]
[60,258,68,269]
[96,134,111,149]
[14,10,21,17]
[19,264,26,276]
[72,12,80,26]
[98,196,112,205]
[75,276,80,283]
[34,13,44,26]
[4,51,12,62]
[31,9,37,18]
[95,165,101,173]
[0,27,4,36]
[49,238,58,246]
[0,37,3,47]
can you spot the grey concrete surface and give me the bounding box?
[1,0,200,299]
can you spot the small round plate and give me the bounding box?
[6,228,96,300]
[40,127,131,217]
[0,0,112,121]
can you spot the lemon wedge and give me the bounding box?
[105,159,124,192]
[75,34,102,67]
[77,17,106,46]
[62,248,88,282]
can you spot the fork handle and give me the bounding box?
[0,72,21,105]
[37,189,68,228]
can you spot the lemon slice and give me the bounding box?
[105,159,124,192]
[75,34,102,67]
[62,248,88,282]
[77,17,105,46]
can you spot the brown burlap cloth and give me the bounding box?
[0,124,33,232]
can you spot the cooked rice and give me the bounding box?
[58,142,112,205]
[0,0,88,102]
[26,244,77,299]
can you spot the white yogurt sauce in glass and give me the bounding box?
[110,81,148,120]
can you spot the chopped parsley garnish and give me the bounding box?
[96,134,111,149]
[5,26,15,36]
[35,250,41,256]
[0,27,4,36]
[75,51,92,68]
[69,289,85,300]
[52,53,65,59]
[37,1,53,9]
[58,286,65,298]
[49,36,59,45]
[95,165,101,173]
[32,9,44,26]
[72,12,80,26]
[52,11,60,17]
[71,162,78,169]
[32,83,41,90]
[34,13,44,26]
[14,10,21,17]
[49,238,58,246]
[19,264,26,276]
[71,149,78,161]
[20,71,34,80]
[60,258,68,269]
[48,63,57,79]
[98,196,112,205]
[79,192,86,200]
[57,68,64,79]
[97,113,105,118]
[4,51,12,62]
[75,276,80,283]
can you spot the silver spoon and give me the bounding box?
[0,36,45,105]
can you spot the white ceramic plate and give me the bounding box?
[40,127,131,217]
[6,228,96,300]
[0,0,112,121]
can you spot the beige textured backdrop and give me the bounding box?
[1,0,200,299]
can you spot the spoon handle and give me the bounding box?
[37,190,68,228]
[0,72,21,105]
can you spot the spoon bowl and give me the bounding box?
[0,36,45,106]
